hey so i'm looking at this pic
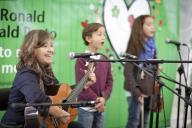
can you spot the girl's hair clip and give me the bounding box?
[81,20,89,28]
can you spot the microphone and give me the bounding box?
[70,101,99,108]
[166,39,187,46]
[119,52,138,59]
[68,52,100,59]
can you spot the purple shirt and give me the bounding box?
[75,55,113,101]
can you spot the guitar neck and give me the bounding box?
[65,71,90,102]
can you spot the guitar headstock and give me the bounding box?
[85,62,95,73]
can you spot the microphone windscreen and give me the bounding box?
[165,38,170,43]
[68,52,75,59]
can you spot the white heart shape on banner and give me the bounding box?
[103,0,150,57]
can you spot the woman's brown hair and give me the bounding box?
[126,15,152,56]
[17,30,55,90]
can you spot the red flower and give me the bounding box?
[81,20,89,28]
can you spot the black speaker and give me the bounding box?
[0,88,10,110]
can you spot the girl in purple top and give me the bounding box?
[75,23,113,128]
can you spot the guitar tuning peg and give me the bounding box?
[85,62,89,66]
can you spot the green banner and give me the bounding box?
[0,0,179,127]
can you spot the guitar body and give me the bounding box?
[25,63,95,128]
[25,63,95,127]
[46,84,78,128]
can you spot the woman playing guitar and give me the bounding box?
[0,30,96,128]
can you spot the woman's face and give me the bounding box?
[143,17,155,38]
[35,39,54,65]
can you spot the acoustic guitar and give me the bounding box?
[25,62,95,128]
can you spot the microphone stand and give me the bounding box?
[87,58,192,64]
[12,101,99,108]
[155,76,163,128]
[160,74,192,128]
[126,61,159,128]
[131,62,158,128]
[157,76,192,106]
[149,64,158,128]
[88,58,192,128]
[19,101,98,128]
[176,64,183,128]
[130,62,192,128]
[128,61,158,128]
[159,75,192,100]
[176,45,189,128]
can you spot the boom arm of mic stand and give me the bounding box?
[11,101,99,108]
[158,80,192,106]
[159,75,192,92]
[88,58,192,64]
